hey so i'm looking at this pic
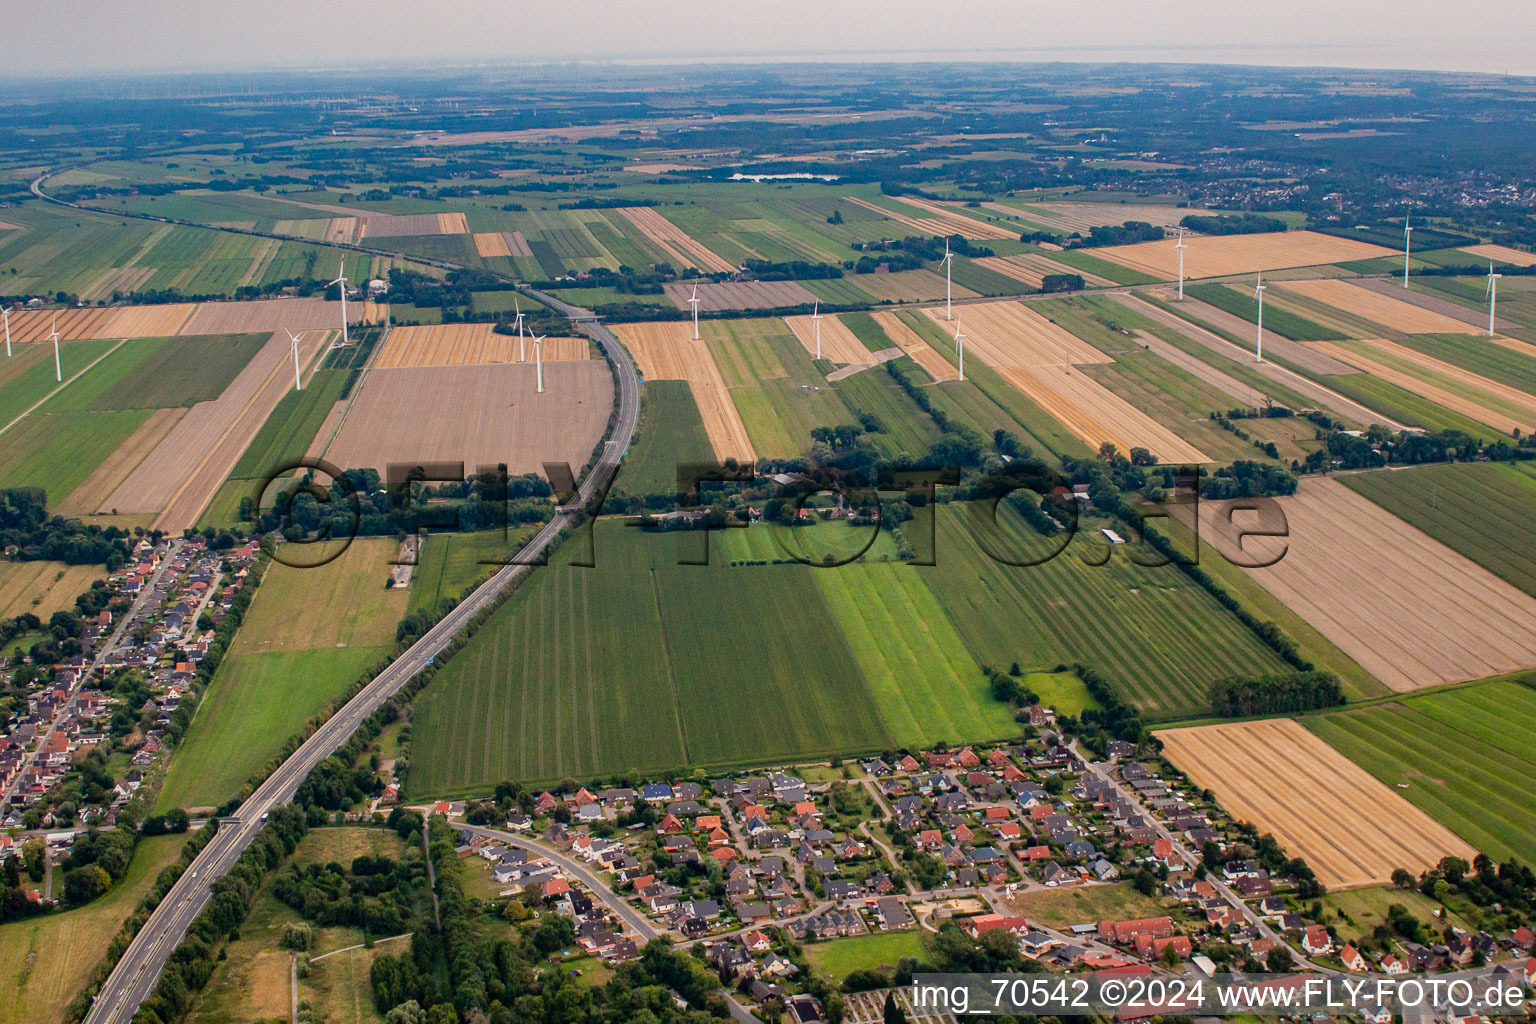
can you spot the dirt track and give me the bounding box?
[1158,718,1478,889]
[1094,230,1394,281]
[610,321,755,464]
[1183,476,1536,691]
[324,362,613,481]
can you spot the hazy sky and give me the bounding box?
[9,0,1536,77]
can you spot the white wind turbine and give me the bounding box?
[48,314,61,381]
[1175,226,1188,301]
[953,316,966,382]
[328,259,351,347]
[811,301,824,361]
[1402,213,1413,289]
[688,283,701,341]
[1487,262,1503,338]
[1253,273,1266,363]
[533,334,546,394]
[285,330,304,391]
[2,306,10,358]
[513,295,527,362]
[942,238,955,321]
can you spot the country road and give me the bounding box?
[83,295,641,1024]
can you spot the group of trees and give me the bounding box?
[1067,220,1165,248]
[1180,213,1289,235]
[1209,671,1345,717]
[0,488,135,567]
[272,853,426,936]
[1200,460,1299,499]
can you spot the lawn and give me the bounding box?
[1306,689,1536,866]
[803,931,927,984]
[231,538,409,654]
[618,379,715,496]
[88,334,268,410]
[1322,885,1474,945]
[1339,462,1536,599]
[158,646,388,811]
[229,367,349,480]
[1185,283,1345,341]
[1022,671,1100,717]
[921,503,1293,720]
[0,834,185,1024]
[1006,883,1170,930]
[408,527,538,615]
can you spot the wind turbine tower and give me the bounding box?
[330,259,351,346]
[811,301,824,361]
[942,238,955,321]
[953,317,966,382]
[688,283,701,341]
[1253,274,1266,364]
[1175,227,1188,301]
[286,330,304,390]
[513,296,527,362]
[1487,262,1503,338]
[2,307,10,358]
[49,315,61,381]
[533,335,545,394]
[1402,214,1413,289]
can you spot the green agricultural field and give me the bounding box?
[158,645,388,811]
[950,257,1032,296]
[233,538,409,654]
[0,409,152,504]
[832,368,944,458]
[1318,372,1499,437]
[699,319,855,457]
[1331,338,1536,428]
[921,503,1292,720]
[408,528,537,615]
[1047,248,1160,286]
[0,834,186,1024]
[1306,687,1536,865]
[1339,462,1536,598]
[0,337,122,425]
[409,519,1025,795]
[1389,333,1536,396]
[90,334,268,409]
[803,931,927,985]
[1186,284,1345,341]
[230,367,348,479]
[619,380,715,496]
[800,277,876,305]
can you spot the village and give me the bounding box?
[407,720,1536,1024]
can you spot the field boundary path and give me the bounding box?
[84,288,640,1024]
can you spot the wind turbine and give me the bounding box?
[811,301,824,361]
[533,334,545,394]
[942,238,955,321]
[1402,213,1413,289]
[1175,227,1188,301]
[1253,274,1266,364]
[2,307,10,358]
[953,316,966,382]
[286,330,304,390]
[1487,262,1503,338]
[513,295,527,362]
[48,315,61,381]
[688,283,701,341]
[328,259,351,347]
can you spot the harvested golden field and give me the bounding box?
[8,299,353,342]
[870,311,958,381]
[474,231,511,257]
[323,217,359,244]
[612,206,736,273]
[1158,718,1478,889]
[1184,476,1536,691]
[99,303,200,338]
[4,306,125,342]
[1309,339,1536,434]
[353,211,471,238]
[58,407,185,516]
[611,321,755,464]
[101,331,328,522]
[919,301,1207,463]
[662,279,817,311]
[374,323,588,368]
[841,195,1017,240]
[0,561,105,620]
[783,314,870,364]
[1279,278,1477,334]
[180,297,350,334]
[921,299,1109,368]
[1460,243,1536,267]
[324,362,612,480]
[1094,231,1395,281]
[853,268,976,303]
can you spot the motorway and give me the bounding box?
[84,297,641,1024]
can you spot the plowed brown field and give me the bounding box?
[1158,718,1479,888]
[611,321,755,464]
[1182,476,1536,691]
[323,362,613,480]
[1094,231,1395,281]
